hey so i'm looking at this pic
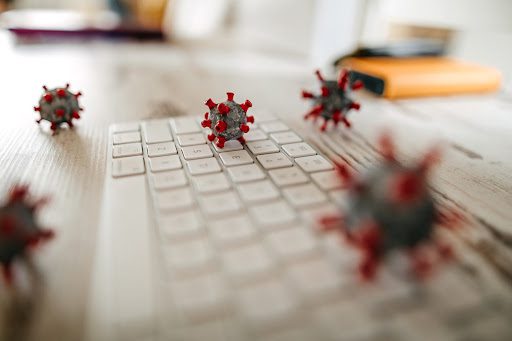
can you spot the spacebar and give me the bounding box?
[113,175,155,335]
[88,174,156,341]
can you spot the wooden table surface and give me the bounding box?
[0,32,511,340]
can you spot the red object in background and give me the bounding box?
[0,185,54,285]
[302,69,363,131]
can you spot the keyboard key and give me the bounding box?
[200,191,242,216]
[244,129,267,142]
[295,155,333,172]
[238,180,279,203]
[354,270,415,309]
[301,204,340,228]
[329,189,348,206]
[314,302,376,340]
[156,188,194,211]
[249,200,296,227]
[270,131,301,145]
[287,258,346,303]
[147,142,177,157]
[282,184,327,207]
[222,244,274,282]
[177,133,206,146]
[112,156,145,177]
[322,234,360,269]
[152,169,188,190]
[149,155,182,172]
[159,209,203,240]
[178,319,242,341]
[282,142,317,158]
[263,327,315,341]
[260,121,289,133]
[266,226,317,261]
[237,280,297,328]
[227,164,265,183]
[246,140,279,155]
[111,122,139,133]
[171,117,201,134]
[192,173,230,193]
[219,150,253,167]
[391,311,456,341]
[268,167,309,187]
[253,110,278,122]
[165,238,214,274]
[257,153,293,170]
[143,121,173,144]
[212,140,243,152]
[112,142,142,158]
[209,215,256,247]
[187,158,221,175]
[171,273,228,321]
[113,131,141,145]
[310,170,342,190]
[182,144,213,160]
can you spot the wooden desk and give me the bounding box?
[0,33,511,340]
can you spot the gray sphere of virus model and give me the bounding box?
[34,84,83,133]
[321,135,456,280]
[302,69,363,131]
[347,162,436,249]
[0,186,54,284]
[201,92,254,148]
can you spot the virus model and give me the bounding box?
[320,135,458,280]
[0,186,54,284]
[201,92,254,148]
[302,69,363,131]
[34,84,83,133]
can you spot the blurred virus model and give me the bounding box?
[0,186,54,284]
[201,92,254,148]
[34,84,83,133]
[302,69,363,131]
[321,135,457,280]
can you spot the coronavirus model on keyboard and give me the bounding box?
[200,92,255,148]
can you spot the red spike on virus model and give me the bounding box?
[201,92,255,148]
[0,185,54,284]
[302,69,363,131]
[320,134,459,281]
[34,84,83,133]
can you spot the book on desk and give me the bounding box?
[342,57,502,99]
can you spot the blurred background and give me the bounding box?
[0,0,511,72]
[0,2,511,340]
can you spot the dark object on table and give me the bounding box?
[0,185,54,285]
[334,40,446,66]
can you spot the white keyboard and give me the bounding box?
[103,115,512,341]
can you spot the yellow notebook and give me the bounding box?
[342,57,501,99]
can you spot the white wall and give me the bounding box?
[384,0,512,31]
[229,0,365,66]
[360,0,512,43]
[311,0,364,66]
[230,0,317,56]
